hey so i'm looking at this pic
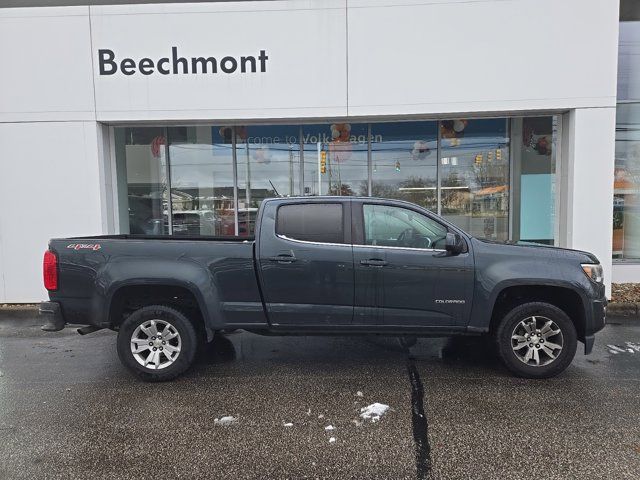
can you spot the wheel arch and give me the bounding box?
[106,281,214,341]
[488,282,588,341]
[92,257,227,335]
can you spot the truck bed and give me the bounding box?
[47,235,266,329]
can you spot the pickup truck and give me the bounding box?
[40,196,607,381]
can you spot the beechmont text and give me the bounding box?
[97,47,269,76]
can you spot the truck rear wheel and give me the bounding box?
[495,302,577,379]
[117,305,198,382]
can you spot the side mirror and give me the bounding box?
[445,232,464,255]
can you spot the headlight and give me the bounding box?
[581,263,603,283]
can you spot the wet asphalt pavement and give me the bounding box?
[0,315,639,479]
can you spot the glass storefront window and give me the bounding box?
[613,103,640,259]
[440,119,510,241]
[618,21,640,103]
[302,123,368,196]
[370,121,438,211]
[167,126,235,236]
[236,125,301,235]
[114,127,170,235]
[511,117,558,245]
[613,20,640,260]
[114,116,560,243]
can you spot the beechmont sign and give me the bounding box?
[97,47,269,76]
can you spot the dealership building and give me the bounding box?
[0,0,637,302]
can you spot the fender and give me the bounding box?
[93,257,226,332]
[468,277,590,333]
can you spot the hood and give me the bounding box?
[474,238,600,264]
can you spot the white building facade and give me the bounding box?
[0,0,622,302]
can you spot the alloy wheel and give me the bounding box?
[511,316,564,367]
[130,319,182,370]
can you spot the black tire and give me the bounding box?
[117,305,198,382]
[495,302,577,379]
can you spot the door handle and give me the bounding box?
[360,259,388,267]
[268,255,297,263]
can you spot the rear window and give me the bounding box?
[276,203,344,244]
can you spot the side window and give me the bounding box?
[363,204,448,249]
[276,203,344,244]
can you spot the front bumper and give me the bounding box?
[40,301,65,332]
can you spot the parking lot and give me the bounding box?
[0,314,639,479]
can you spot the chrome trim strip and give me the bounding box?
[276,233,446,253]
[276,234,351,248]
[352,243,445,253]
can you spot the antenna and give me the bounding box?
[269,180,281,197]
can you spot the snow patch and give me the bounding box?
[329,437,336,443]
[356,391,363,397]
[283,422,293,427]
[324,425,334,431]
[360,403,390,422]
[214,416,237,426]
[626,342,640,352]
[608,343,640,354]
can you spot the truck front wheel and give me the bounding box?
[495,302,577,379]
[117,305,198,382]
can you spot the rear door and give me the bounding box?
[258,200,354,326]
[352,200,474,327]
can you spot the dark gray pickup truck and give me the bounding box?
[41,197,606,381]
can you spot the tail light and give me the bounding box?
[43,250,58,291]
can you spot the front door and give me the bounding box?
[353,201,474,327]
[258,200,354,326]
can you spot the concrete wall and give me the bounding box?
[0,7,94,122]
[87,0,618,121]
[0,122,104,302]
[347,0,618,116]
[0,0,621,302]
[560,108,617,297]
[0,7,102,302]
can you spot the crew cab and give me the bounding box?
[40,197,607,381]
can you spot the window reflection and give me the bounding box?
[613,103,640,259]
[440,119,510,241]
[370,121,438,211]
[613,21,640,260]
[302,123,368,196]
[236,125,301,235]
[167,127,235,236]
[115,127,170,235]
[114,117,561,244]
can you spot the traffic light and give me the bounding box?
[474,153,482,166]
[496,149,502,161]
[320,151,327,174]
[395,160,401,172]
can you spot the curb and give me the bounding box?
[0,305,39,320]
[607,303,639,316]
